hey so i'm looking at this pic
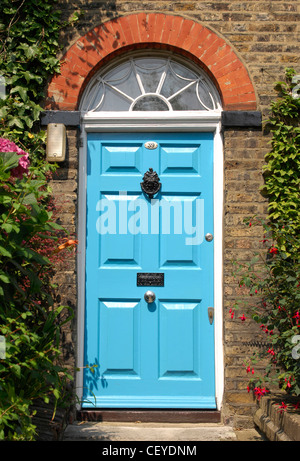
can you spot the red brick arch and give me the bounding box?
[45,13,257,111]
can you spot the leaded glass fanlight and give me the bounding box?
[80,53,222,113]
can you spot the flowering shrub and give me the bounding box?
[233,218,300,399]
[0,1,80,439]
[232,70,300,411]
[0,138,30,179]
[0,144,76,440]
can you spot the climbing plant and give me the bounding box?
[0,0,62,164]
[0,1,78,440]
[232,68,300,402]
[262,67,300,251]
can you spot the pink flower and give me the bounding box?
[0,138,30,178]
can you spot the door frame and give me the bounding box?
[76,110,224,411]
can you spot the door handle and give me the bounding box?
[208,307,214,325]
[144,290,156,304]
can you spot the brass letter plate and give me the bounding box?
[137,273,164,287]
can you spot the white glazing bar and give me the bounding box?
[133,61,146,95]
[195,82,213,111]
[167,80,197,101]
[155,58,170,94]
[135,72,145,95]
[104,82,135,102]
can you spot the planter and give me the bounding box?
[254,393,300,441]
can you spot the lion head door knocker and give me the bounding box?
[140,168,161,199]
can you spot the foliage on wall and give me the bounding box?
[0,0,63,166]
[233,68,300,402]
[0,1,77,440]
[262,68,300,248]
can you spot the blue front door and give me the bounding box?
[83,132,215,408]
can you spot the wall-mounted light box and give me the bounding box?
[46,123,66,162]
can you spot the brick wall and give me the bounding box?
[223,127,269,427]
[47,1,300,428]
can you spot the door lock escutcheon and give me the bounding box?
[208,307,214,325]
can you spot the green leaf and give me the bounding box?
[0,152,20,170]
[11,364,21,378]
[0,273,10,283]
[1,222,13,233]
[21,193,37,206]
[10,86,28,102]
[0,245,12,258]
[7,117,24,129]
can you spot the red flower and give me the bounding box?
[276,402,288,413]
[239,314,246,322]
[269,246,278,254]
[253,387,270,400]
[260,235,269,244]
[267,348,275,356]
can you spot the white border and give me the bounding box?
[76,110,224,411]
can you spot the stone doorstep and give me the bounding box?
[254,394,300,441]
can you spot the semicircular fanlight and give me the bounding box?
[80,54,221,112]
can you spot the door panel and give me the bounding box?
[83,132,215,408]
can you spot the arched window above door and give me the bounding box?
[80,54,222,113]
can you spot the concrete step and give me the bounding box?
[62,421,265,442]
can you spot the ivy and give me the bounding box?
[0,0,61,164]
[262,68,300,249]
